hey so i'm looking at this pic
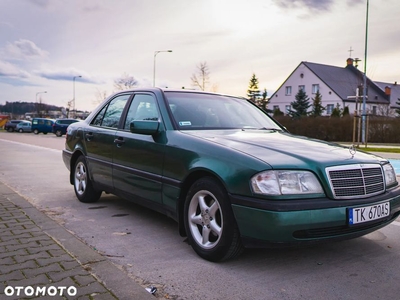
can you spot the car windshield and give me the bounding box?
[164,91,282,131]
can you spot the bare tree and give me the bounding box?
[93,89,108,106]
[114,73,138,91]
[191,62,210,91]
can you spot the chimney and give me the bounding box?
[346,58,354,66]
[385,86,391,96]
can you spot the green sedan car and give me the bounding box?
[62,88,400,261]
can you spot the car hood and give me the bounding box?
[183,129,386,169]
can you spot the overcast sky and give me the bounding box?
[0,0,399,111]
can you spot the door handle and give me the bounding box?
[114,137,125,147]
[85,132,94,141]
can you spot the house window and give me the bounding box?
[372,106,377,115]
[312,84,319,94]
[298,85,305,91]
[273,105,279,111]
[285,86,292,96]
[285,105,291,114]
[327,104,334,115]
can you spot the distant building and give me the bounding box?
[268,58,400,116]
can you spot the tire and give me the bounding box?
[184,177,244,262]
[55,130,62,137]
[18,129,23,133]
[73,156,102,203]
[7,127,14,132]
[33,129,39,134]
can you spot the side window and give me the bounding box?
[91,94,130,128]
[124,94,159,130]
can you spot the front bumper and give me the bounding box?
[230,187,400,248]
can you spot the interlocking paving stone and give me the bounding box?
[0,185,154,300]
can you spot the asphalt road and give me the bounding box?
[1,131,400,300]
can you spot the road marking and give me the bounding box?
[0,138,61,153]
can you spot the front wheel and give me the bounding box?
[33,129,39,134]
[184,177,244,262]
[73,156,102,203]
[18,129,23,133]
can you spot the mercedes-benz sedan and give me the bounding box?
[62,88,400,261]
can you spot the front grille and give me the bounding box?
[326,164,385,199]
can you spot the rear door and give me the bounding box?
[84,93,131,189]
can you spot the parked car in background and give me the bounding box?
[31,118,55,134]
[4,120,23,132]
[62,88,400,262]
[52,118,80,137]
[16,121,32,133]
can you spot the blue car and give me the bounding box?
[31,118,55,134]
[52,119,80,137]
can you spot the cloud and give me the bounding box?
[4,39,49,60]
[0,60,31,78]
[272,0,363,12]
[28,0,51,8]
[35,68,102,84]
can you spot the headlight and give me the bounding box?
[383,163,397,187]
[251,170,324,196]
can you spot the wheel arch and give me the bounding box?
[177,169,228,237]
[69,150,85,184]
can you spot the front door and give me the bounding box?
[112,93,166,204]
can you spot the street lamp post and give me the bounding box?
[36,91,47,118]
[73,75,82,118]
[153,50,172,87]
[361,0,369,144]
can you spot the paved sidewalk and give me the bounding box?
[0,182,154,300]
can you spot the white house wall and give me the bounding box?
[269,63,343,115]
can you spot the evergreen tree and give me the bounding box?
[342,106,350,116]
[310,90,325,117]
[288,89,310,118]
[331,103,342,117]
[247,73,261,103]
[259,88,269,111]
[273,107,284,117]
[396,98,400,117]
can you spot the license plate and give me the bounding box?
[349,202,390,225]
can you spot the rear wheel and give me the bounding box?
[7,127,13,132]
[184,177,244,261]
[73,156,102,203]
[55,130,62,137]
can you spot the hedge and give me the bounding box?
[273,115,400,143]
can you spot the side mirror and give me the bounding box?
[130,120,160,135]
